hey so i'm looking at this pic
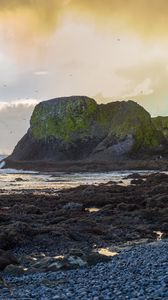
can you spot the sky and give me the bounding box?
[0,0,168,153]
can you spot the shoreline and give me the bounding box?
[0,172,167,255]
[3,157,168,173]
[0,171,168,298]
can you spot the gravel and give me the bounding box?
[1,239,168,300]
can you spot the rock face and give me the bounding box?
[152,116,168,140]
[7,96,166,163]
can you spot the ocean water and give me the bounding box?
[0,158,153,191]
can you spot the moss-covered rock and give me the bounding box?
[152,116,168,140]
[8,96,166,162]
[98,101,163,152]
[31,96,99,142]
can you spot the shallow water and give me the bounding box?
[0,154,158,190]
[0,168,154,191]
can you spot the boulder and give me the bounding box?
[3,264,26,275]
[0,250,19,271]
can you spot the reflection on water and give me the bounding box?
[98,248,118,257]
[85,207,100,213]
[0,168,154,191]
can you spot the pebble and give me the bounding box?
[1,239,168,299]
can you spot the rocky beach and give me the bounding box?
[0,97,168,299]
[1,0,168,298]
[1,239,168,299]
[0,171,168,299]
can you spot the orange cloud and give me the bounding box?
[0,0,168,38]
[0,0,168,90]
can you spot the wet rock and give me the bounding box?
[117,203,140,211]
[66,255,87,268]
[3,264,26,275]
[0,250,19,271]
[62,202,83,211]
[0,221,34,250]
[17,251,112,273]
[15,178,24,182]
[86,252,111,266]
[0,172,168,256]
[81,186,96,197]
[126,173,142,179]
[131,179,144,185]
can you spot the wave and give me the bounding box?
[0,168,38,174]
[0,159,38,174]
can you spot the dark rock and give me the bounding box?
[126,173,142,179]
[5,97,166,168]
[3,264,26,275]
[0,250,19,271]
[62,202,83,211]
[0,172,168,257]
[86,252,111,266]
[15,178,24,182]
[130,179,144,185]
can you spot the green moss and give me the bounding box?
[31,97,98,141]
[30,97,163,153]
[152,116,168,139]
[103,100,162,151]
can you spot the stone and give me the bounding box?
[86,252,111,266]
[0,250,19,271]
[3,264,27,275]
[131,179,144,185]
[62,202,83,211]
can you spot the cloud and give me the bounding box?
[0,99,39,110]
[72,1,168,38]
[1,0,168,39]
[0,1,167,70]
[0,1,168,119]
[34,71,49,76]
[124,78,154,98]
[0,99,38,154]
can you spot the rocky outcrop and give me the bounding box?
[6,96,167,165]
[152,116,168,140]
[0,173,168,255]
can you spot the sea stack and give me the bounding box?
[5,96,166,168]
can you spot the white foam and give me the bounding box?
[0,161,5,169]
[0,167,38,174]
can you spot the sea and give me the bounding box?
[0,155,154,191]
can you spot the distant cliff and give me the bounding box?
[6,96,167,164]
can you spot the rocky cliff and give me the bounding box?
[6,96,166,164]
[152,116,168,140]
